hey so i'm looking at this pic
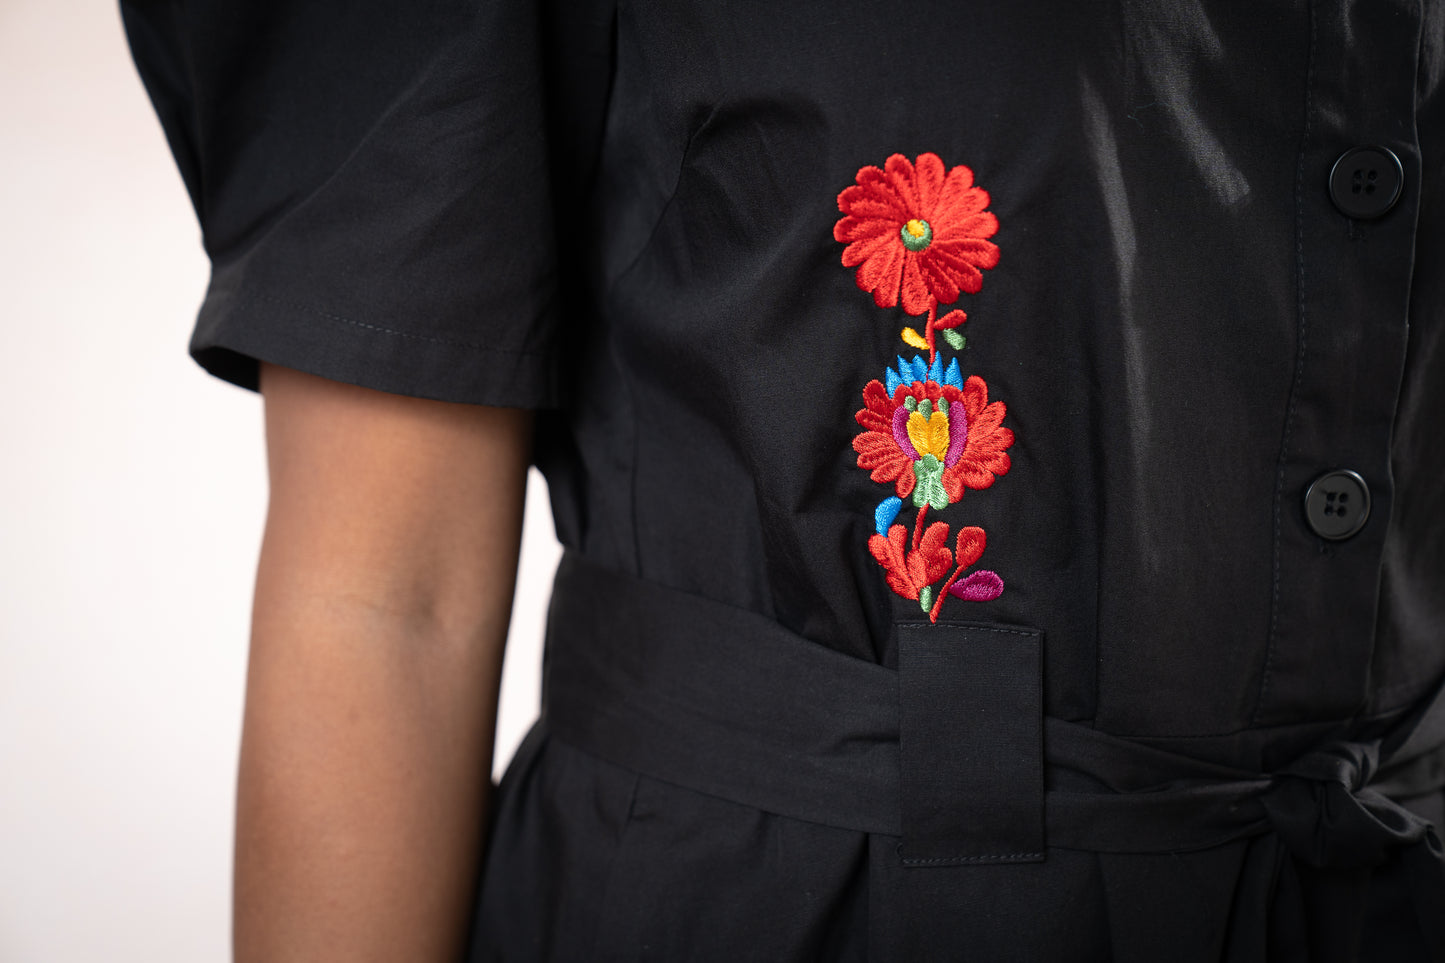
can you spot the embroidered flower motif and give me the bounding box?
[852,357,1013,510]
[869,519,954,604]
[837,152,1012,621]
[868,523,1004,620]
[834,153,1000,319]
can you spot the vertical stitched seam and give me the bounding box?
[1255,0,1318,726]
[625,337,644,578]
[1097,0,1129,730]
[595,6,708,579]
[586,770,642,959]
[595,0,647,579]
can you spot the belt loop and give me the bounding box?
[897,622,1045,865]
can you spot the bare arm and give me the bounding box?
[235,362,531,962]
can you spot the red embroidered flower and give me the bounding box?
[834,153,1000,316]
[837,151,1013,616]
[869,520,953,602]
[869,522,1004,618]
[853,370,1013,509]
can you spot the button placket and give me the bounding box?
[1253,0,1423,726]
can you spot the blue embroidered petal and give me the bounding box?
[928,354,945,385]
[909,355,930,384]
[895,356,913,386]
[944,358,963,390]
[874,496,903,536]
[885,364,904,396]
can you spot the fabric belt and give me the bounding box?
[541,550,1445,958]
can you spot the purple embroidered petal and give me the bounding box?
[892,406,919,459]
[943,400,968,467]
[949,570,1004,601]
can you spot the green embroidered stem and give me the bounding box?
[912,455,949,510]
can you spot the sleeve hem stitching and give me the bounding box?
[242,292,555,358]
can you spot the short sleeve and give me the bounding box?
[122,0,561,407]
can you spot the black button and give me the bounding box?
[1328,146,1403,219]
[1303,470,1371,540]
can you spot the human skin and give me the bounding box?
[235,362,530,961]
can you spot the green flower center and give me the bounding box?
[900,218,933,252]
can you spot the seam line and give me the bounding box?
[240,292,554,358]
[903,852,1044,865]
[1255,0,1318,726]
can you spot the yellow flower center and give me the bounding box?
[900,218,934,252]
[906,409,951,460]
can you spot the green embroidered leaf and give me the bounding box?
[919,585,934,611]
[911,454,949,510]
[942,328,966,350]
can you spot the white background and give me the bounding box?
[0,3,558,959]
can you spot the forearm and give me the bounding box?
[236,363,530,962]
[235,587,508,963]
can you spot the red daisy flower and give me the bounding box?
[834,153,1000,317]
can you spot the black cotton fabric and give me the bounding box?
[122,0,561,405]
[124,0,1445,959]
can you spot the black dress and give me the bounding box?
[124,0,1445,958]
